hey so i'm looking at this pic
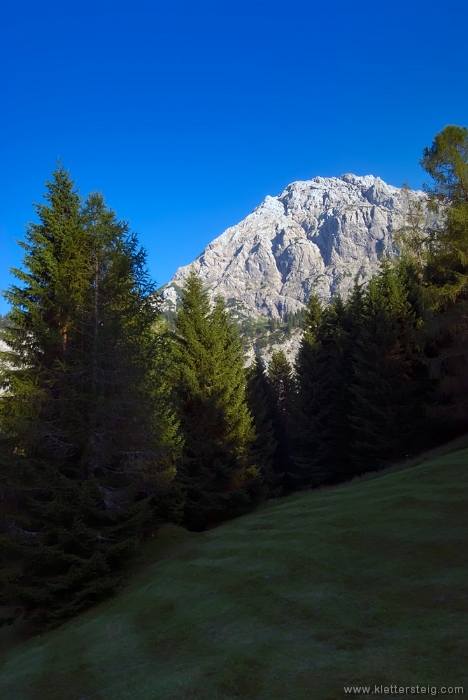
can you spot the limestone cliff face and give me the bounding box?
[162,174,426,318]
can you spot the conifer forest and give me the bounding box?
[1,125,468,632]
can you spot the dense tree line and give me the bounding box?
[1,125,467,630]
[291,263,431,488]
[289,125,468,486]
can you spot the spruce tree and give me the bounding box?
[349,260,429,473]
[171,270,258,531]
[292,293,354,488]
[0,166,179,628]
[290,293,323,489]
[267,350,295,493]
[310,296,354,484]
[245,355,279,497]
[268,351,294,417]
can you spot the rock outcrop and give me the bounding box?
[162,174,427,318]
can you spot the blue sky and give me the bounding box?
[1,0,467,314]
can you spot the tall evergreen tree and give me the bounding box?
[245,355,279,497]
[268,350,294,418]
[0,166,179,628]
[292,293,354,488]
[349,260,429,473]
[267,350,295,493]
[171,270,258,531]
[310,295,354,484]
[418,126,468,432]
[290,293,323,489]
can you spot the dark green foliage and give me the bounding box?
[281,309,306,334]
[292,293,354,488]
[0,166,179,629]
[292,269,431,486]
[417,126,468,433]
[268,350,294,421]
[290,293,323,488]
[284,127,468,482]
[237,309,306,354]
[267,350,295,494]
[421,125,468,305]
[245,356,280,497]
[421,125,468,203]
[161,308,176,330]
[171,270,259,531]
[349,261,430,472]
[308,295,354,484]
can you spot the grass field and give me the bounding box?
[0,445,467,700]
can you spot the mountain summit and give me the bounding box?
[162,174,425,319]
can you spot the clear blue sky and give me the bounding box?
[1,0,467,314]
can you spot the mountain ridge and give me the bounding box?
[161,174,428,319]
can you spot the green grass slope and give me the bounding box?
[1,447,467,700]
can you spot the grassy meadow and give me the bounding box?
[0,444,467,699]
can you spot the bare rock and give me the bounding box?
[162,174,427,319]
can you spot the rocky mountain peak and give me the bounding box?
[162,174,426,319]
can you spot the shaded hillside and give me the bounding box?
[0,443,467,700]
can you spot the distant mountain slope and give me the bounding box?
[162,174,427,319]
